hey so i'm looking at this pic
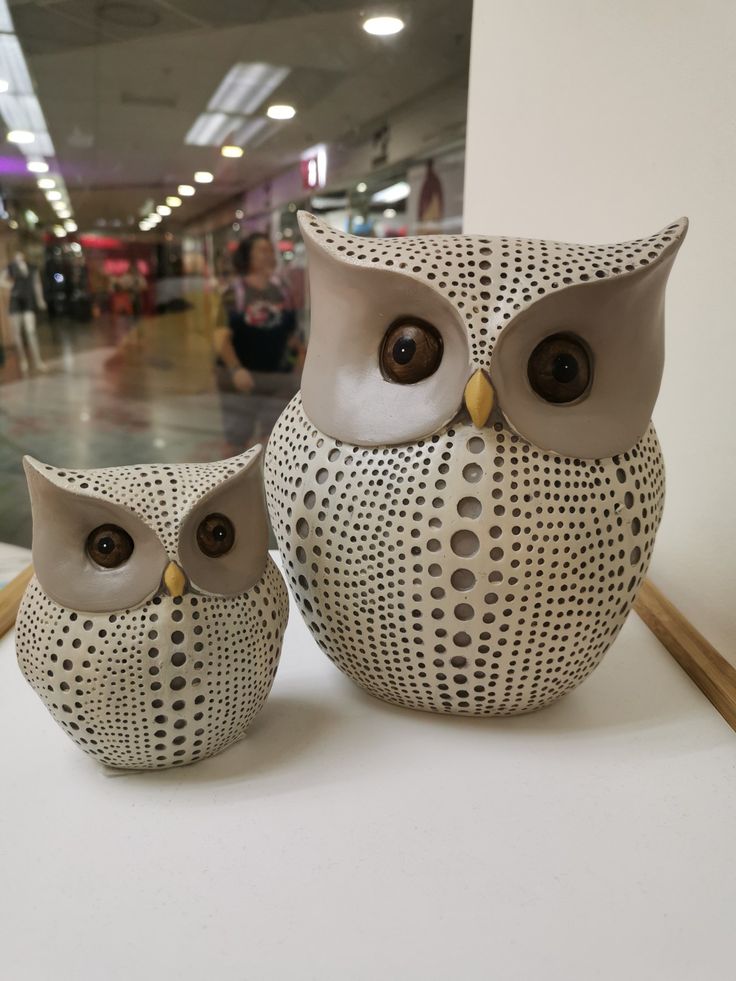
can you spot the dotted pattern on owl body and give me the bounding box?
[16,557,288,768]
[302,215,687,363]
[265,396,664,716]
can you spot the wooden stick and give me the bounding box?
[634,579,736,733]
[0,564,33,639]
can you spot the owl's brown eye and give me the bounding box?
[86,524,134,569]
[527,333,592,404]
[380,318,443,384]
[197,513,235,558]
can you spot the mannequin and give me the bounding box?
[1,251,47,373]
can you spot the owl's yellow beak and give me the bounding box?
[464,369,495,429]
[163,561,187,598]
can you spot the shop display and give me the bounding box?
[265,211,688,716]
[16,446,288,768]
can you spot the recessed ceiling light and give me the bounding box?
[27,160,48,174]
[64,220,77,232]
[356,181,367,193]
[46,190,62,201]
[178,184,195,196]
[53,225,66,237]
[383,208,397,219]
[37,177,55,190]
[166,196,182,207]
[148,213,161,223]
[57,209,71,219]
[362,15,404,36]
[9,219,18,229]
[221,145,244,158]
[156,204,172,216]
[266,104,295,120]
[139,221,151,230]
[194,171,214,183]
[7,129,34,144]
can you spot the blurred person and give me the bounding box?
[214,232,303,451]
[1,251,48,373]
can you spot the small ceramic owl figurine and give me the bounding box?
[265,212,687,716]
[16,446,288,768]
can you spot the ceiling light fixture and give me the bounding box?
[221,144,243,158]
[7,128,34,143]
[27,159,48,173]
[178,184,195,196]
[56,209,71,219]
[371,180,410,204]
[156,204,171,216]
[266,104,295,120]
[208,62,289,116]
[64,220,77,232]
[356,181,367,193]
[194,171,213,183]
[53,225,66,237]
[37,177,55,189]
[166,196,182,207]
[383,208,397,219]
[362,15,405,36]
[46,189,61,201]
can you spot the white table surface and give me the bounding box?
[1,552,734,981]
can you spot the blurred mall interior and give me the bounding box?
[0,0,472,547]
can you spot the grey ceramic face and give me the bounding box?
[24,447,269,613]
[298,212,687,459]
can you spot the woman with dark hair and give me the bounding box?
[214,232,303,450]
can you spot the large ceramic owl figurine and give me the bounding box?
[16,447,288,768]
[265,212,687,716]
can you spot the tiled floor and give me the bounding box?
[0,294,296,548]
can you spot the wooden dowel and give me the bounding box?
[634,579,736,733]
[0,564,33,639]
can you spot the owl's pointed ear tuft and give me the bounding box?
[230,443,262,474]
[624,216,689,271]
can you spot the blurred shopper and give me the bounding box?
[214,232,303,451]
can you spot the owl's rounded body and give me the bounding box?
[16,446,287,769]
[266,396,663,716]
[17,557,287,767]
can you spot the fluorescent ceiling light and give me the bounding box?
[157,204,171,216]
[178,184,195,196]
[0,35,34,96]
[37,177,55,189]
[7,128,33,143]
[27,159,48,173]
[166,196,181,207]
[208,62,289,116]
[266,104,295,120]
[229,117,268,147]
[371,181,410,204]
[362,15,405,36]
[221,144,243,158]
[194,171,213,183]
[185,111,233,147]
